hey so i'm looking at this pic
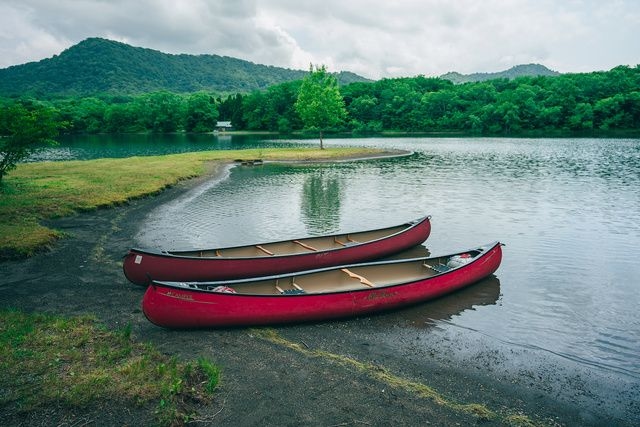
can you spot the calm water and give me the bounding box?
[41,135,640,409]
[29,133,313,161]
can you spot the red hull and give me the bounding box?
[124,216,431,285]
[142,242,503,328]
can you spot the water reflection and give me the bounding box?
[398,276,501,327]
[300,170,343,234]
[29,133,312,161]
[381,244,431,260]
[217,134,232,144]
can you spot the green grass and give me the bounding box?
[0,309,220,425]
[0,147,385,258]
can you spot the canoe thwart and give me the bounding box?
[293,240,318,251]
[256,245,275,256]
[341,268,375,287]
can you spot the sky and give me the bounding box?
[1,0,638,80]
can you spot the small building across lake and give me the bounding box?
[215,121,233,132]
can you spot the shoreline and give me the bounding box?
[0,147,407,260]
[263,149,414,164]
[1,153,634,426]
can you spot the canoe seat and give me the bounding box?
[275,281,306,294]
[341,268,374,287]
[334,236,359,247]
[199,250,222,257]
[424,263,450,273]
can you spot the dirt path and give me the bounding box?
[1,163,633,426]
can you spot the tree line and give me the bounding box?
[1,65,639,137]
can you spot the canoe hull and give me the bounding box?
[142,242,502,328]
[124,216,431,285]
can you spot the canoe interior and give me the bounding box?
[173,249,484,296]
[170,224,409,258]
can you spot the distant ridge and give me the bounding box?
[0,38,370,97]
[440,64,560,84]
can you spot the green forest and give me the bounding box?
[1,65,639,137]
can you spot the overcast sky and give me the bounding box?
[1,0,638,79]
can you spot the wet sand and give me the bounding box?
[1,161,635,426]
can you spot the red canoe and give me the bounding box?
[123,216,432,285]
[142,241,503,328]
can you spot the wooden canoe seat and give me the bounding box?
[335,234,359,247]
[293,240,318,251]
[341,268,374,287]
[256,245,274,256]
[275,280,306,294]
[199,250,221,257]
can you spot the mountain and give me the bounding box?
[440,64,560,84]
[0,38,370,97]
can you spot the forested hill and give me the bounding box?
[0,38,370,97]
[440,64,560,83]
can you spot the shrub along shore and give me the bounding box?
[0,146,388,259]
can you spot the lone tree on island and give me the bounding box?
[0,103,63,184]
[295,64,347,149]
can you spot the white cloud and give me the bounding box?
[0,2,70,67]
[0,0,638,78]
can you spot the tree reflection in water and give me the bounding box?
[300,169,343,235]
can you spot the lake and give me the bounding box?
[28,133,311,161]
[40,134,640,420]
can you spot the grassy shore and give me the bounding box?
[0,147,385,424]
[0,147,385,258]
[0,309,220,425]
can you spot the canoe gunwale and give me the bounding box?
[142,241,503,328]
[124,215,432,285]
[151,241,502,297]
[129,216,431,261]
